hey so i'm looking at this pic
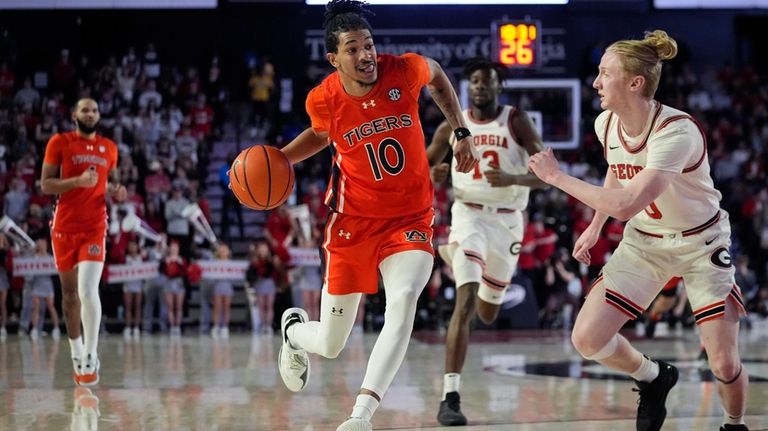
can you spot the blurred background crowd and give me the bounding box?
[0,3,766,340]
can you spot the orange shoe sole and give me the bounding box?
[74,372,99,387]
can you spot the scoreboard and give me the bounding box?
[491,20,542,69]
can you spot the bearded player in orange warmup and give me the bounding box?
[41,98,126,386]
[269,1,478,430]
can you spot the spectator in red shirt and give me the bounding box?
[144,200,165,236]
[532,214,558,264]
[52,50,76,95]
[246,241,280,334]
[264,205,295,265]
[0,62,15,99]
[144,160,172,205]
[301,182,328,222]
[189,94,214,139]
[161,241,187,336]
[124,182,146,218]
[517,212,538,277]
[604,218,625,250]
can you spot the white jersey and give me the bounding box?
[595,101,721,233]
[449,106,531,208]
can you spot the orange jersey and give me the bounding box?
[307,53,433,218]
[43,131,118,233]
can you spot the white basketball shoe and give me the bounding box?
[278,307,310,392]
[76,354,100,387]
[336,417,373,431]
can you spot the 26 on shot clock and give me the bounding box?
[491,20,542,69]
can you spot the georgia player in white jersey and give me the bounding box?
[427,57,546,426]
[529,30,748,431]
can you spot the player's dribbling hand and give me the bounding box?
[528,147,561,184]
[78,168,98,188]
[453,137,479,173]
[430,163,450,183]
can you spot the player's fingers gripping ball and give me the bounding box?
[229,145,295,210]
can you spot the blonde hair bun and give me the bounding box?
[644,29,678,62]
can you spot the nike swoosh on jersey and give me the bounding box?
[608,145,619,150]
[705,235,718,245]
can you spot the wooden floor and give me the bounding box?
[2,326,768,430]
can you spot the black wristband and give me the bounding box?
[453,127,471,141]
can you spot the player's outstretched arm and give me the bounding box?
[40,163,96,195]
[425,57,478,173]
[280,128,330,165]
[529,148,675,221]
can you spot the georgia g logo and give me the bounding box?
[509,242,522,256]
[710,247,732,269]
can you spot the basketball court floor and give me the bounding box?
[2,326,768,430]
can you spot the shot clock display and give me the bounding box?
[492,20,542,69]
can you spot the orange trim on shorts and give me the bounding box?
[694,286,747,325]
[605,288,643,320]
[729,285,745,311]
[694,300,725,324]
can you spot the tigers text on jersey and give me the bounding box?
[595,101,721,233]
[306,53,433,218]
[43,131,118,233]
[449,105,530,209]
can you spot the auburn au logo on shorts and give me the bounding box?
[88,244,101,256]
[403,230,428,242]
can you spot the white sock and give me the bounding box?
[630,356,660,383]
[350,394,379,421]
[78,261,104,358]
[443,373,461,400]
[69,336,84,358]
[725,412,745,425]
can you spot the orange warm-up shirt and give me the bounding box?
[307,53,434,218]
[43,131,118,233]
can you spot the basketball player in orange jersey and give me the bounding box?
[529,30,748,431]
[271,1,477,430]
[41,98,125,386]
[426,58,546,426]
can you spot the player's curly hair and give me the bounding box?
[323,0,375,54]
[462,57,505,82]
[607,29,678,98]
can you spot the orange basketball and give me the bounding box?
[229,145,294,210]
